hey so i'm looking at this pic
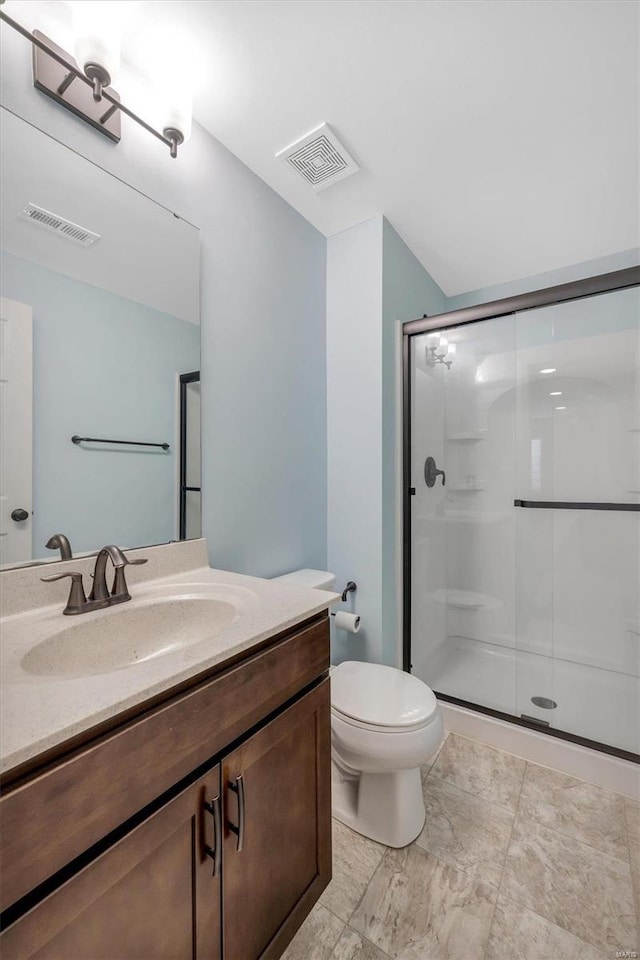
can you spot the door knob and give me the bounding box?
[11,508,29,522]
[424,457,446,488]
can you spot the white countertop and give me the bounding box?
[0,549,336,774]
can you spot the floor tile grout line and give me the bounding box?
[410,834,504,892]
[319,898,352,927]
[344,926,393,959]
[510,798,634,869]
[425,766,521,816]
[430,731,527,813]
[282,902,345,959]
[446,729,639,803]
[432,734,634,862]
[328,918,348,960]
[446,730,534,766]
[493,887,624,958]
[519,762,631,864]
[518,814,632,866]
[344,846,389,929]
[481,756,529,960]
[495,775,637,958]
[336,828,620,960]
[426,751,632,955]
[330,734,635,958]
[347,837,505,957]
[622,798,640,948]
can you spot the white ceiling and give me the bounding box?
[169,0,639,296]
[6,1,639,296]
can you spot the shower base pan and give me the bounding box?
[417,634,639,761]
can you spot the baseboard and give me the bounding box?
[440,700,640,800]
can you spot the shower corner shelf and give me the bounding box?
[431,588,502,611]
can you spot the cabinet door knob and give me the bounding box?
[227,774,246,852]
[203,794,222,877]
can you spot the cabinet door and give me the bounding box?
[222,680,331,960]
[1,769,222,960]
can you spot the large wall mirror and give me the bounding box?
[0,109,201,568]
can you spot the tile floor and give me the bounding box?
[282,732,639,960]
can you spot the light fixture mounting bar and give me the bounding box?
[31,29,122,143]
[0,5,182,158]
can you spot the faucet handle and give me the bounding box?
[41,572,87,615]
[111,557,148,602]
[41,571,83,583]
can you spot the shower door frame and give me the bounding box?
[402,265,640,762]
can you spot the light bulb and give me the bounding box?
[70,1,135,91]
[550,391,562,396]
[539,367,556,375]
[163,85,193,144]
[132,22,196,153]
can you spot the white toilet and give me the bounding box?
[273,569,444,848]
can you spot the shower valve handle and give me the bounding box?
[424,456,446,488]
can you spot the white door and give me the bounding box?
[0,297,33,565]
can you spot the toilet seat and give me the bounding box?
[331,661,438,732]
[331,707,437,733]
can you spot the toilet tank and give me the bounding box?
[272,569,336,591]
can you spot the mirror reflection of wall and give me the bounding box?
[179,372,201,541]
[0,110,201,568]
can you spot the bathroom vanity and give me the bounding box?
[0,541,335,959]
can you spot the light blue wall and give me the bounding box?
[327,218,383,664]
[327,217,446,667]
[1,251,200,555]
[447,248,640,311]
[381,220,447,665]
[0,26,327,578]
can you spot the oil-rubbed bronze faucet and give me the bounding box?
[45,533,73,560]
[42,545,148,615]
[89,544,148,605]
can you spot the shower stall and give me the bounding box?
[403,268,640,760]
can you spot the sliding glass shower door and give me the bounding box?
[409,284,639,756]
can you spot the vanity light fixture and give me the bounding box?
[550,391,563,396]
[426,337,456,370]
[539,367,557,374]
[0,2,190,158]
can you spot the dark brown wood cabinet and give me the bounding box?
[223,682,331,960]
[0,615,331,960]
[0,771,222,960]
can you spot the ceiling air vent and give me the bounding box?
[276,123,359,191]
[18,203,100,246]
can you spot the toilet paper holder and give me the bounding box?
[340,580,357,603]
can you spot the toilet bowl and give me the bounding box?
[331,660,443,847]
[272,569,444,848]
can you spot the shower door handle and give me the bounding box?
[424,456,446,488]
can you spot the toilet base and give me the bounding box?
[332,762,426,848]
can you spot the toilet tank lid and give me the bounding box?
[272,568,336,590]
[331,661,438,728]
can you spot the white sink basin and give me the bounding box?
[21,593,239,677]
